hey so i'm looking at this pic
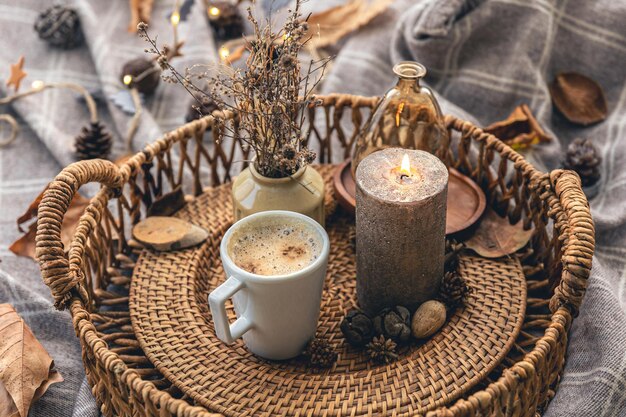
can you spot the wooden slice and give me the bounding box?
[446,168,486,236]
[133,216,209,251]
[333,159,356,211]
[333,160,486,235]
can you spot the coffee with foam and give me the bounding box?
[227,217,323,276]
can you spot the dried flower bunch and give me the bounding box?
[366,336,398,364]
[138,1,331,178]
[302,338,337,368]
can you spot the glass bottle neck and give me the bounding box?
[396,77,421,91]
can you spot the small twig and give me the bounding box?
[0,81,100,149]
[0,114,19,148]
[0,82,99,123]
[126,88,143,152]
[133,65,160,84]
[164,0,184,60]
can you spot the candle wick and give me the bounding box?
[400,174,409,180]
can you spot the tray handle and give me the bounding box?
[548,169,595,317]
[36,159,124,310]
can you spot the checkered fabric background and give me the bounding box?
[1,0,625,416]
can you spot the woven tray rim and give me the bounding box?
[34,99,595,417]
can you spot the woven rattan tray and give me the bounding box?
[128,166,527,417]
[35,94,595,417]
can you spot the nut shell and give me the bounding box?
[411,300,446,339]
[549,72,607,126]
[373,306,411,343]
[340,310,374,347]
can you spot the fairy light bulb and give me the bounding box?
[219,46,230,60]
[209,6,220,17]
[31,80,45,91]
[123,75,133,86]
[171,11,180,26]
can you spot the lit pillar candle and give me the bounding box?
[355,148,448,314]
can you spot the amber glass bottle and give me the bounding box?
[352,61,447,175]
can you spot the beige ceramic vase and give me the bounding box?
[231,163,325,227]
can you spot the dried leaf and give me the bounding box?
[224,44,247,65]
[9,186,90,260]
[32,371,63,404]
[484,104,552,150]
[0,380,19,417]
[128,0,154,32]
[0,304,63,417]
[147,186,186,217]
[15,189,45,232]
[549,72,607,126]
[133,216,208,251]
[8,224,38,261]
[306,0,394,49]
[465,208,533,258]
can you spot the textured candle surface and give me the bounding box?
[356,148,448,314]
[357,150,447,202]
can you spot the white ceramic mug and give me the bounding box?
[209,210,330,360]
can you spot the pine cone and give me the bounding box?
[366,336,398,364]
[444,239,464,272]
[120,58,160,95]
[340,309,374,347]
[563,138,601,187]
[75,121,113,161]
[207,1,244,40]
[34,5,83,49]
[372,306,411,343]
[185,97,219,123]
[302,338,337,368]
[440,271,472,309]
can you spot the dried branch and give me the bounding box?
[138,0,330,178]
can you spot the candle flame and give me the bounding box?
[400,154,411,176]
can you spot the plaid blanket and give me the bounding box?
[1,0,625,416]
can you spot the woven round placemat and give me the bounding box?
[129,166,527,417]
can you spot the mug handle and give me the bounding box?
[208,276,254,344]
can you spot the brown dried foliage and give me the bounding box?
[128,0,154,33]
[465,208,533,258]
[305,0,394,49]
[549,72,608,126]
[9,186,89,260]
[0,304,63,417]
[139,1,331,178]
[484,104,551,150]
